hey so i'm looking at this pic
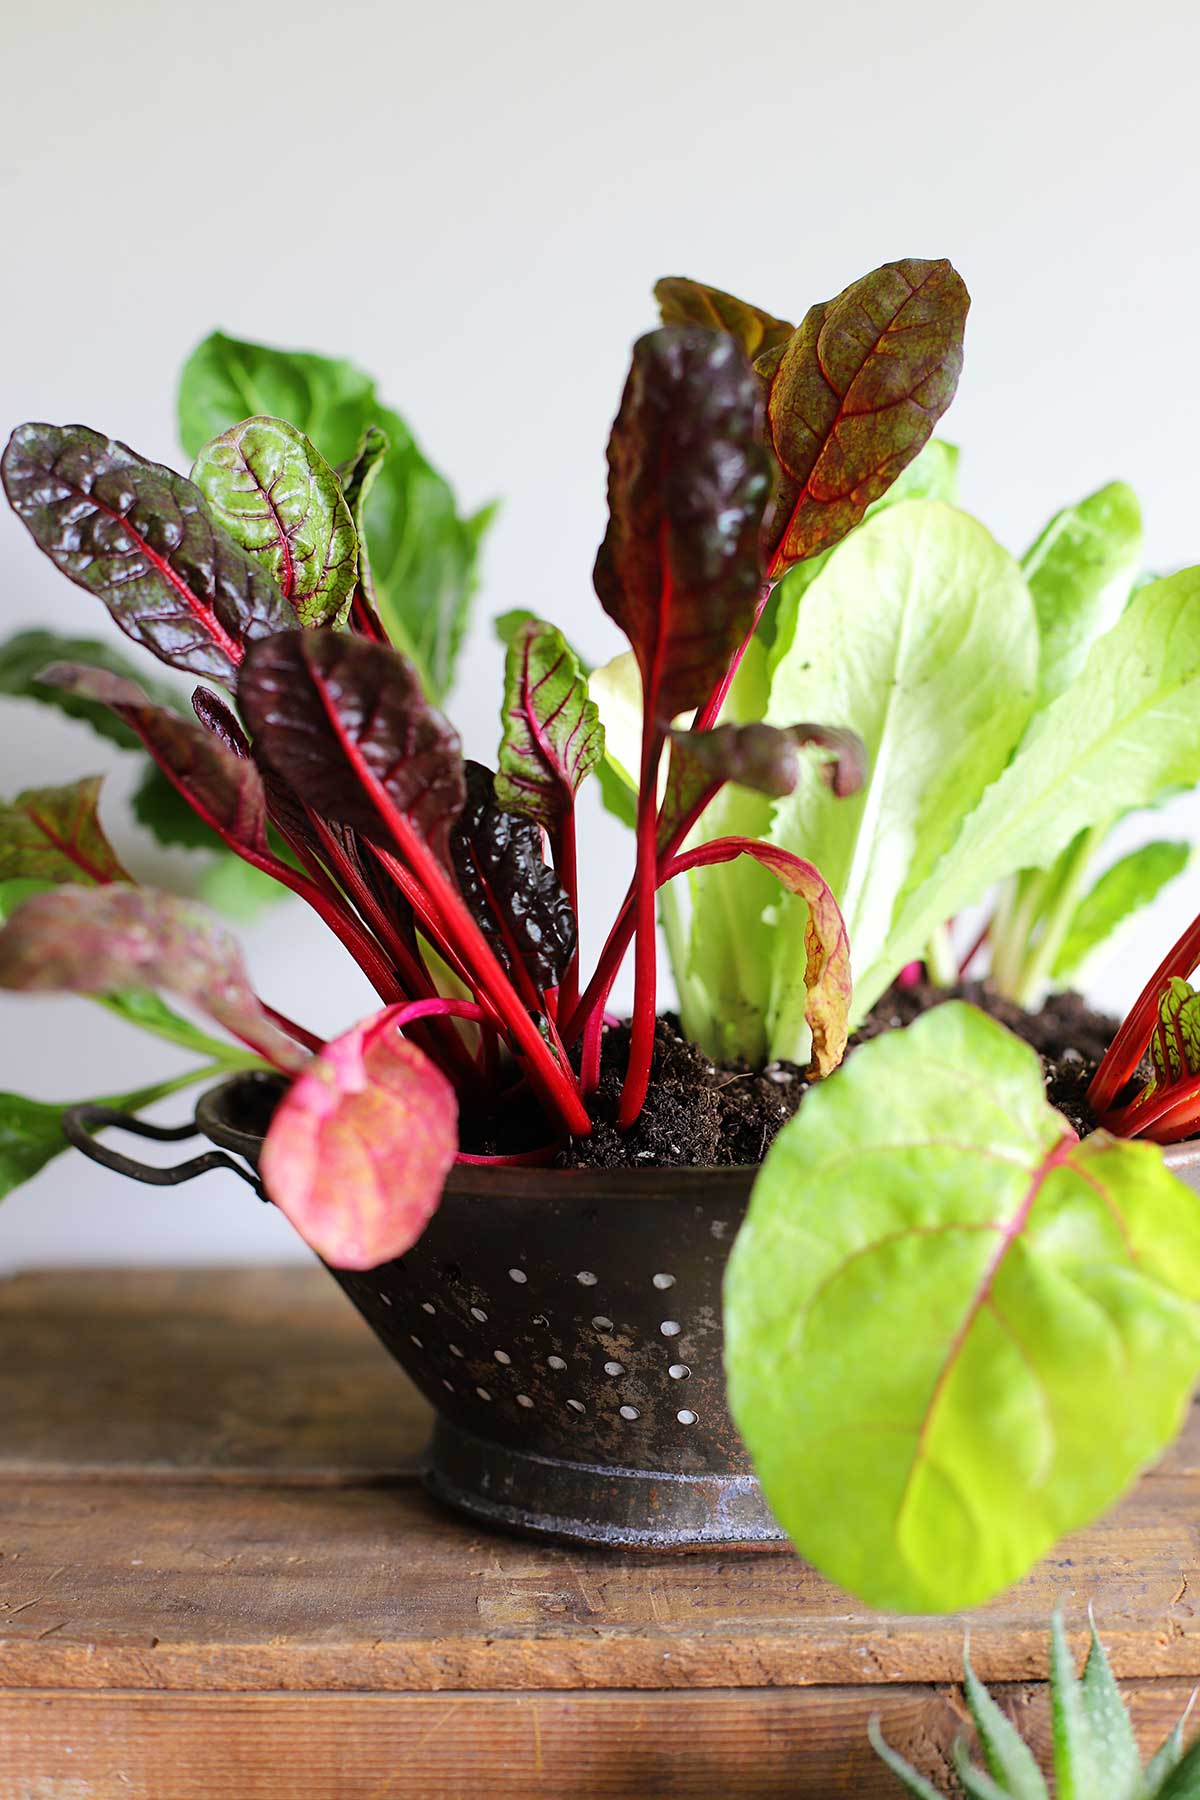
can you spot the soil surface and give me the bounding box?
[549,982,1122,1169]
[220,985,1126,1169]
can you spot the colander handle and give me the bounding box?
[61,1102,264,1195]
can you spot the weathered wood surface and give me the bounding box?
[1,1267,1197,1798]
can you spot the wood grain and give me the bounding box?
[1,1267,1198,1796]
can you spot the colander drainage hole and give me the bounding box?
[652,1273,675,1290]
[508,1268,527,1284]
[476,1387,492,1401]
[566,1398,586,1413]
[493,1349,511,1365]
[470,1306,488,1323]
[603,1361,624,1377]
[516,1394,534,1408]
[547,1355,567,1371]
[421,1302,436,1315]
[677,1409,698,1425]
[576,1271,597,1286]
[619,1405,640,1421]
[592,1315,613,1331]
[669,1363,690,1380]
[660,1320,681,1337]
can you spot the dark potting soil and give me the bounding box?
[545,982,1121,1170]
[220,986,1123,1168]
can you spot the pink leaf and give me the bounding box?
[260,1006,459,1269]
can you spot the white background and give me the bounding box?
[1,0,1198,1267]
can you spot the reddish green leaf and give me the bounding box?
[0,884,309,1072]
[662,719,866,846]
[654,276,794,361]
[238,630,465,860]
[39,665,270,859]
[593,327,770,725]
[259,1005,458,1268]
[761,259,969,572]
[661,835,850,1075]
[495,617,603,829]
[191,416,358,627]
[2,424,292,685]
[0,775,130,886]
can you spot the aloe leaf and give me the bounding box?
[951,1740,1015,1800]
[0,628,184,748]
[0,884,309,1073]
[764,500,1037,1054]
[1156,1738,1200,1798]
[1079,1614,1141,1800]
[866,1718,945,1799]
[495,617,603,829]
[856,565,1200,1019]
[725,1002,1200,1612]
[1147,1699,1199,1793]
[1049,1613,1103,1800]
[259,1004,457,1268]
[2,425,292,686]
[963,1645,1049,1799]
[1053,840,1190,983]
[760,258,968,572]
[1023,481,1143,708]
[191,416,358,627]
[594,326,769,724]
[0,776,129,885]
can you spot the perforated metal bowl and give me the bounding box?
[67,1071,785,1551]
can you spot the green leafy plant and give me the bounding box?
[872,1612,1199,1798]
[2,255,974,1263]
[588,279,1192,1060]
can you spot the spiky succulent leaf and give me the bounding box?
[1080,1616,1142,1800]
[1050,1612,1102,1800]
[866,1718,944,1799]
[963,1646,1048,1799]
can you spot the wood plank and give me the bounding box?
[0,1682,1194,1799]
[1,1472,1197,1693]
[0,1268,428,1481]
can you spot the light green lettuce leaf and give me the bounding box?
[1053,839,1191,983]
[857,565,1200,1017]
[765,500,1038,1055]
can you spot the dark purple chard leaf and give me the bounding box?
[259,1005,458,1269]
[0,884,309,1072]
[761,258,969,573]
[495,618,604,829]
[654,277,794,362]
[449,762,577,991]
[659,721,866,850]
[191,417,358,627]
[1,425,293,686]
[39,665,271,860]
[238,630,466,861]
[192,686,250,757]
[593,328,771,726]
[0,775,130,885]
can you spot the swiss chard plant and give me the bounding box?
[588,280,1195,1061]
[0,256,974,1260]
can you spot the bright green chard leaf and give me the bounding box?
[338,424,389,606]
[725,1002,1200,1613]
[588,649,646,825]
[191,417,358,626]
[178,334,494,700]
[765,500,1037,1057]
[1053,840,1190,982]
[858,565,1200,1017]
[1023,481,1142,709]
[0,629,184,749]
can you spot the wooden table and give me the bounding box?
[0,1268,1197,1798]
